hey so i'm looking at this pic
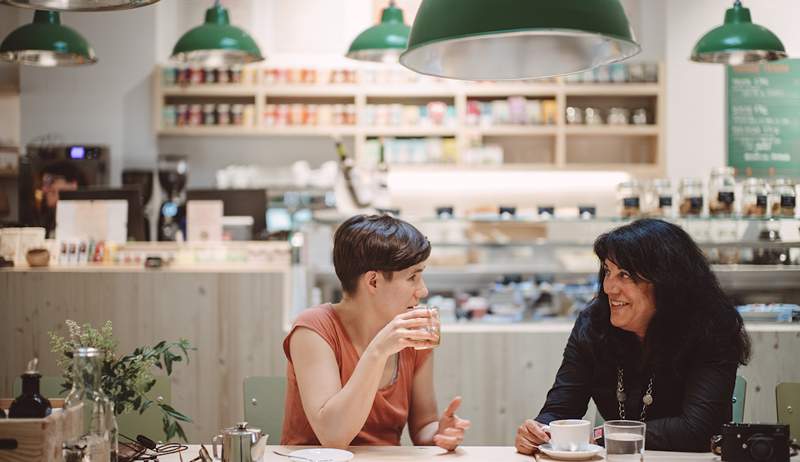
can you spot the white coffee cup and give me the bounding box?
[546,419,591,452]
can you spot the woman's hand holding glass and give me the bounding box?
[433,397,471,451]
[368,308,437,358]
[515,419,551,454]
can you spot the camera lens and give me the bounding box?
[747,435,774,461]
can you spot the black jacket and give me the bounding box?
[536,301,739,452]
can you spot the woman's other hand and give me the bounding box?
[433,396,471,451]
[515,419,550,454]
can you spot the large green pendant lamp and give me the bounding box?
[0,10,97,66]
[171,0,264,67]
[347,1,410,63]
[399,0,640,81]
[691,0,786,65]
[3,0,159,12]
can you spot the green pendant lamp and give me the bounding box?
[171,0,263,67]
[691,0,786,65]
[3,0,159,12]
[399,0,640,81]
[347,1,410,63]
[0,10,97,66]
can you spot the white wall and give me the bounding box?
[664,0,800,182]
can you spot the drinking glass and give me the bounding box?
[413,306,440,350]
[604,420,645,462]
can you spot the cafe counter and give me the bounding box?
[2,253,798,444]
[0,242,293,443]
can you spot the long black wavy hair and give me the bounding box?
[590,218,750,374]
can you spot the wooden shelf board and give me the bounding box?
[564,83,661,96]
[463,84,560,97]
[161,85,259,96]
[564,125,660,136]
[469,126,558,136]
[361,127,458,137]
[158,126,357,136]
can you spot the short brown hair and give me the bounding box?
[333,214,431,295]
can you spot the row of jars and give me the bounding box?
[618,169,797,219]
[566,107,650,126]
[162,65,256,86]
[263,104,357,127]
[163,104,256,127]
[363,102,456,127]
[466,98,558,126]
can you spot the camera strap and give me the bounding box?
[616,366,655,421]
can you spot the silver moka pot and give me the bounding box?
[212,422,267,462]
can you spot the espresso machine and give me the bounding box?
[156,154,188,241]
[121,169,154,241]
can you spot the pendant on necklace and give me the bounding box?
[617,391,627,402]
[642,393,653,406]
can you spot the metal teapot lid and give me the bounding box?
[226,422,261,436]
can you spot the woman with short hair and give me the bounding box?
[282,214,470,449]
[516,218,750,453]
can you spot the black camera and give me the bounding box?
[711,423,791,462]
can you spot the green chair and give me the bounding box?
[243,376,287,444]
[732,375,747,424]
[776,382,800,443]
[15,375,172,442]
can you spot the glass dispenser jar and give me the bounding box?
[708,167,736,217]
[64,347,118,462]
[679,178,704,217]
[651,179,674,217]
[742,178,770,217]
[617,180,642,218]
[770,178,797,218]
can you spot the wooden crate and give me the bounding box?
[0,399,82,462]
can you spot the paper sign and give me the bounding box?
[187,200,224,242]
[56,200,128,243]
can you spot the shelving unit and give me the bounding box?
[153,63,665,176]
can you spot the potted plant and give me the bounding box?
[49,320,194,442]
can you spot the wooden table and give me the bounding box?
[158,445,719,461]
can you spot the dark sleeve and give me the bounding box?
[644,339,738,452]
[535,311,594,424]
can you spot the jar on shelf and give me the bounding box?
[217,104,231,125]
[162,105,177,127]
[176,104,189,126]
[742,178,770,217]
[617,180,642,218]
[708,166,736,217]
[632,108,648,125]
[770,178,796,218]
[231,104,244,126]
[188,104,203,126]
[203,104,216,126]
[651,179,673,217]
[607,107,630,125]
[679,178,704,217]
[584,107,603,125]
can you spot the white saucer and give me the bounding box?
[288,448,354,462]
[538,443,603,460]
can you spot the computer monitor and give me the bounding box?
[59,187,147,241]
[186,188,267,240]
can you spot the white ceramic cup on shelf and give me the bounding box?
[545,419,592,452]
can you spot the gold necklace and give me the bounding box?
[616,366,655,421]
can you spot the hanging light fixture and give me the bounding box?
[347,1,410,63]
[0,10,97,66]
[2,0,159,12]
[691,0,786,65]
[399,0,640,81]
[171,0,263,67]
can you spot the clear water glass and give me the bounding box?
[604,420,645,462]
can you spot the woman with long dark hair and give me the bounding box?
[515,218,751,452]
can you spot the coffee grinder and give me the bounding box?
[157,154,188,241]
[121,169,154,241]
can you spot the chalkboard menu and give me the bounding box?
[728,59,800,178]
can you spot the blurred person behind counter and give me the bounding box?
[32,161,87,237]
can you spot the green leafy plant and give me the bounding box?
[49,320,195,442]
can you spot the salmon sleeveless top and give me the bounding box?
[281,304,431,445]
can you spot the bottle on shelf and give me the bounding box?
[708,167,736,217]
[8,358,52,419]
[64,347,118,462]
